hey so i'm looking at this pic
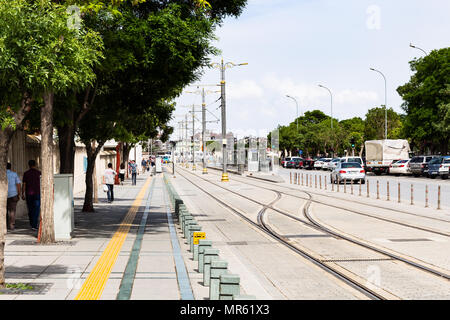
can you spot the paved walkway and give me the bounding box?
[0,171,198,300]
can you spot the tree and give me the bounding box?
[0,0,102,287]
[364,107,403,141]
[397,47,450,154]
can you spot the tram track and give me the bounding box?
[174,167,387,300]
[207,167,450,237]
[175,166,450,284]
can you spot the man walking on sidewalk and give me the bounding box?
[6,163,21,231]
[141,158,147,174]
[22,160,41,230]
[103,163,117,203]
[129,160,137,185]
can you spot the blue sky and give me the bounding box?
[170,0,450,140]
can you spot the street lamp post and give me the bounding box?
[409,43,428,56]
[211,59,248,182]
[286,95,299,131]
[318,85,333,130]
[370,68,388,140]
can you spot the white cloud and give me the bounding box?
[227,80,264,99]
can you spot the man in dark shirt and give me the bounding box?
[21,160,41,230]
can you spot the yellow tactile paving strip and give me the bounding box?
[75,177,152,300]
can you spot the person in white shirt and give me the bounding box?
[102,163,117,203]
[119,163,125,185]
[6,163,21,231]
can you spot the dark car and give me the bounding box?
[303,159,315,170]
[409,155,437,177]
[428,156,450,179]
[285,157,302,169]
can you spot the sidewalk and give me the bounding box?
[0,171,198,300]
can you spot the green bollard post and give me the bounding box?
[198,241,212,272]
[209,260,229,300]
[219,274,240,300]
[203,248,220,286]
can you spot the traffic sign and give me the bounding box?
[193,232,206,245]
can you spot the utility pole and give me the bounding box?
[192,104,196,171]
[185,114,189,168]
[211,59,248,182]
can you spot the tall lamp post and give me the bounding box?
[286,95,299,131]
[409,43,428,56]
[210,59,248,182]
[369,67,387,140]
[318,84,333,130]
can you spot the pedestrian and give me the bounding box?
[141,158,147,174]
[6,163,21,231]
[102,163,117,203]
[130,160,137,185]
[22,160,41,230]
[119,163,125,185]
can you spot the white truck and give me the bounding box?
[365,139,411,175]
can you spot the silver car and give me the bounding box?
[331,162,366,184]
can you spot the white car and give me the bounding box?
[389,159,411,175]
[331,162,366,184]
[314,158,332,170]
[439,157,450,179]
[340,156,364,165]
[324,158,341,171]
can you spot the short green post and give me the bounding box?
[182,215,193,237]
[203,248,220,286]
[219,274,240,300]
[188,225,202,252]
[209,260,228,300]
[197,240,212,265]
[184,219,196,239]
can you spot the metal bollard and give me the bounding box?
[197,240,212,267]
[331,176,334,191]
[410,184,414,205]
[310,174,312,187]
[425,185,429,208]
[294,173,296,184]
[320,175,322,189]
[315,175,317,188]
[351,179,353,195]
[209,260,229,300]
[189,225,202,253]
[344,179,347,193]
[298,173,300,185]
[367,180,370,198]
[376,180,380,199]
[203,248,220,286]
[387,181,390,201]
[337,179,339,192]
[301,173,304,186]
[325,177,327,190]
[290,172,292,184]
[438,185,441,210]
[219,274,240,300]
[398,183,401,203]
[306,174,308,187]
[359,179,362,196]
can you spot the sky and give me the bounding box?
[170,0,450,140]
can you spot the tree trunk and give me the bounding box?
[40,91,55,244]
[57,121,76,174]
[123,143,131,179]
[0,132,11,288]
[82,141,103,212]
[92,141,98,204]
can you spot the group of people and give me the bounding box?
[6,160,41,232]
[102,158,154,203]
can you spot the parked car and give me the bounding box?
[340,156,364,165]
[314,158,332,170]
[303,159,315,170]
[428,156,450,179]
[439,157,450,179]
[330,162,366,184]
[281,157,291,168]
[389,159,411,176]
[409,155,437,177]
[285,157,302,169]
[324,158,341,171]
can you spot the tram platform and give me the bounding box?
[0,170,245,300]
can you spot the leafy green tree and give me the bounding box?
[0,0,103,287]
[364,107,403,141]
[397,47,450,154]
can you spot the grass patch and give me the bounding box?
[5,283,34,290]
